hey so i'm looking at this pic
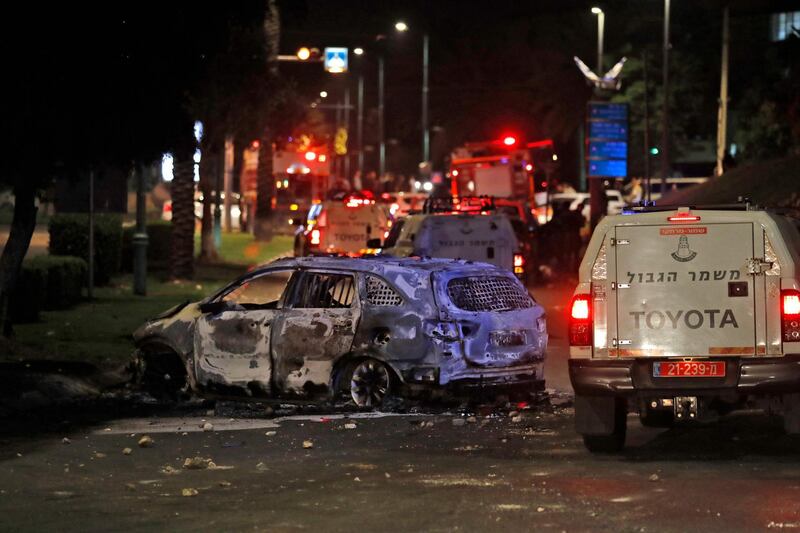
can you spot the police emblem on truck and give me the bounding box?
[671,235,697,262]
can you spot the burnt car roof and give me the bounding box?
[255,255,510,277]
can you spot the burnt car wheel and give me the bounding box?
[347,359,391,408]
[137,348,188,402]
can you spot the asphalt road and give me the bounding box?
[2,282,800,531]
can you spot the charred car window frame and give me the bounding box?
[287,270,358,309]
[212,269,297,310]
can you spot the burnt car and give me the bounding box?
[133,256,548,406]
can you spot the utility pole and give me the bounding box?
[715,5,730,177]
[378,55,386,177]
[596,10,605,74]
[643,50,651,202]
[660,0,671,191]
[87,169,94,300]
[223,135,234,232]
[589,6,606,230]
[357,74,364,176]
[344,88,351,181]
[133,165,148,295]
[421,33,430,167]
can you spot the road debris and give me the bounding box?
[466,416,477,424]
[122,447,132,455]
[138,435,154,448]
[161,465,180,475]
[649,474,660,482]
[219,481,232,488]
[452,418,466,427]
[181,488,198,497]
[302,440,314,449]
[265,431,277,437]
[183,456,215,470]
[202,422,214,432]
[344,423,357,430]
[61,437,71,445]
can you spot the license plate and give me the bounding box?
[653,361,726,378]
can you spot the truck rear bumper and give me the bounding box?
[569,356,800,397]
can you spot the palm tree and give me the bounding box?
[253,0,280,241]
[169,147,196,279]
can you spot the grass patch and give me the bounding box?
[195,232,294,266]
[1,265,243,371]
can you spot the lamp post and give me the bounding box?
[591,7,605,73]
[661,0,671,189]
[589,6,606,230]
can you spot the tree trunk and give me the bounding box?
[253,0,281,242]
[0,181,38,337]
[254,128,274,241]
[169,149,196,279]
[198,148,218,262]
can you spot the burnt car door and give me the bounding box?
[270,270,361,396]
[193,269,294,395]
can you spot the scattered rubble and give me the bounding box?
[452,418,466,427]
[137,436,154,448]
[649,474,660,482]
[184,457,215,470]
[61,437,71,445]
[202,422,214,432]
[344,423,357,430]
[302,440,314,449]
[122,448,132,456]
[181,488,198,497]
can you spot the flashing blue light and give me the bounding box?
[500,157,509,164]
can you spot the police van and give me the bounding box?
[295,194,390,257]
[569,203,800,451]
[380,198,523,276]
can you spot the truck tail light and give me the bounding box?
[513,253,525,275]
[569,294,592,346]
[782,289,800,342]
[310,229,321,246]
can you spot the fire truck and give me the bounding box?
[448,137,556,224]
[240,138,331,232]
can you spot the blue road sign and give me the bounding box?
[588,141,628,159]
[588,159,628,178]
[324,47,348,73]
[589,121,628,140]
[589,102,628,121]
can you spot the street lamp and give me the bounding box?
[296,47,311,61]
[394,21,408,32]
[353,47,364,56]
[320,90,328,98]
[591,7,605,73]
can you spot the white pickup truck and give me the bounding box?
[569,204,800,451]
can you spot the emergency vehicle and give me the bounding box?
[448,137,555,222]
[240,139,331,231]
[569,202,800,451]
[380,197,526,278]
[295,192,391,257]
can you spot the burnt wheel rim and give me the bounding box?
[350,360,390,407]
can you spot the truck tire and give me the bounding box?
[575,395,627,453]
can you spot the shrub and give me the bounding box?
[121,221,173,272]
[9,255,87,323]
[29,255,87,309]
[49,213,122,285]
[10,261,48,323]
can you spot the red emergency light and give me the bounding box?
[502,136,517,147]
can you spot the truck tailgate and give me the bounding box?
[614,222,760,357]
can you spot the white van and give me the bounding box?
[381,212,521,274]
[295,195,390,256]
[569,204,800,451]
